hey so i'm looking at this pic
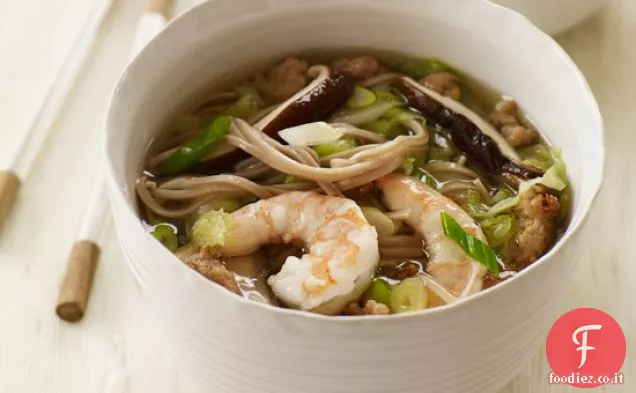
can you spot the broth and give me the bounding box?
[136,51,570,316]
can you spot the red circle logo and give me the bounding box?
[546,308,626,388]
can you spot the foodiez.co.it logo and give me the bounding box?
[573,324,603,369]
[546,308,626,388]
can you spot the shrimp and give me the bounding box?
[376,173,487,297]
[212,191,379,315]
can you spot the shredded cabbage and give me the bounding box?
[463,190,489,219]
[491,186,513,205]
[519,144,553,170]
[395,57,458,79]
[488,148,569,216]
[401,152,427,176]
[480,214,516,248]
[224,86,265,119]
[192,210,237,247]
[372,85,407,106]
[361,118,403,139]
[385,108,424,124]
[459,149,566,254]
[462,191,516,254]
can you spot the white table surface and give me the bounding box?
[0,0,634,392]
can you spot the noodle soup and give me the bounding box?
[136,54,570,316]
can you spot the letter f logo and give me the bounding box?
[572,324,602,368]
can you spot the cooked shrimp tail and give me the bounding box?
[195,192,380,315]
[377,173,487,297]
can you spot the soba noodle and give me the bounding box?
[140,116,429,218]
[136,53,568,316]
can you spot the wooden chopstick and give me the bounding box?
[56,241,101,322]
[56,0,175,323]
[144,0,173,19]
[0,170,21,231]
[0,0,113,234]
[55,176,110,322]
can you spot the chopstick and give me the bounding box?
[56,0,175,323]
[0,0,113,233]
[0,171,20,233]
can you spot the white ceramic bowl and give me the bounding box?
[104,1,604,392]
[492,0,608,36]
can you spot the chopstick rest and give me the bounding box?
[56,240,100,322]
[0,170,21,231]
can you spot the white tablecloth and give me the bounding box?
[0,0,112,174]
[0,0,633,391]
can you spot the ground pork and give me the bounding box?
[507,185,561,270]
[252,57,309,103]
[177,246,240,294]
[420,72,462,101]
[482,271,502,289]
[489,99,537,148]
[344,300,391,316]
[332,56,379,80]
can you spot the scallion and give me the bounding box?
[390,277,428,313]
[346,86,377,108]
[151,223,178,252]
[313,137,358,157]
[367,278,393,306]
[360,207,396,237]
[440,212,500,274]
[159,116,231,175]
[412,168,437,188]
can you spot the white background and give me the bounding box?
[0,0,633,392]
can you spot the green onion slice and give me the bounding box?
[151,223,178,252]
[440,212,500,275]
[390,277,428,313]
[159,116,231,175]
[346,86,377,108]
[368,278,393,306]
